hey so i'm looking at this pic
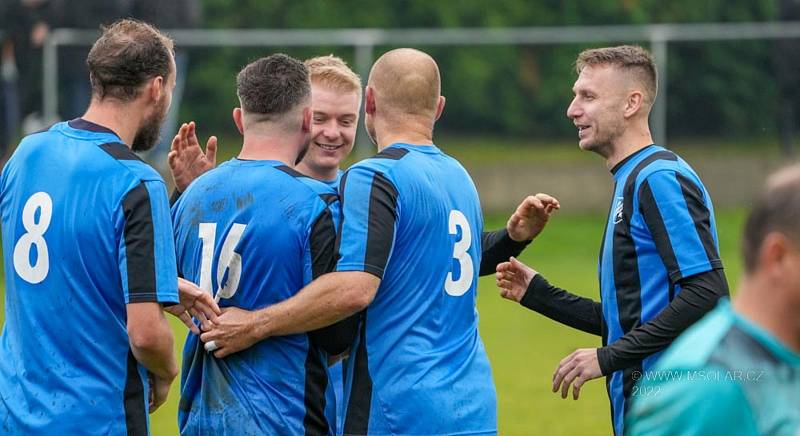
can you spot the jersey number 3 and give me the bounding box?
[198,222,247,301]
[13,192,53,284]
[445,209,474,297]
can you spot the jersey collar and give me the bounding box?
[68,118,122,139]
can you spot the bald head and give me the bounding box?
[368,48,441,118]
[743,164,800,272]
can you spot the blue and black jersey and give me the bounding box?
[173,159,345,435]
[0,119,179,435]
[599,145,722,434]
[627,299,800,435]
[520,144,727,435]
[335,143,497,435]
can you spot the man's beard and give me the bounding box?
[132,99,168,152]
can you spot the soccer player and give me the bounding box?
[198,48,559,435]
[0,20,179,434]
[495,45,729,435]
[172,54,353,435]
[627,165,800,435]
[167,54,362,433]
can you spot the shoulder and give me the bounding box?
[272,164,338,207]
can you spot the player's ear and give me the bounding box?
[623,91,643,119]
[434,95,446,121]
[365,86,376,116]
[301,106,312,134]
[760,232,789,281]
[148,75,165,103]
[232,108,244,135]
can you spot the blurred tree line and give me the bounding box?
[180,0,784,142]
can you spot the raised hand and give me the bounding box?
[168,121,218,192]
[506,193,560,242]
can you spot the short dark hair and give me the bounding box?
[86,19,174,101]
[743,164,800,272]
[575,45,658,107]
[236,54,311,119]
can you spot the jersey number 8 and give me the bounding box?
[13,192,53,284]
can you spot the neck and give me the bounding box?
[238,131,300,166]
[604,121,653,170]
[82,100,141,146]
[733,277,800,353]
[374,116,435,151]
[294,161,338,181]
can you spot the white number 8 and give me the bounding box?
[445,209,474,296]
[13,192,53,284]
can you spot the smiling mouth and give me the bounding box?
[576,125,590,137]
[315,141,343,151]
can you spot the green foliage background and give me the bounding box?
[178,0,782,142]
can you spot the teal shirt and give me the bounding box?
[627,299,800,435]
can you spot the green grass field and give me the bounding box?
[0,210,745,435]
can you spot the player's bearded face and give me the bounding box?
[132,93,169,152]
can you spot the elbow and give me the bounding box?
[128,327,165,353]
[343,280,377,313]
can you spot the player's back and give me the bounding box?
[337,143,496,435]
[0,119,178,435]
[173,159,339,435]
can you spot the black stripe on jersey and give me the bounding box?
[639,179,681,285]
[676,173,723,271]
[302,345,330,436]
[622,364,642,411]
[364,172,399,278]
[343,313,372,435]
[308,206,358,355]
[123,182,158,301]
[124,350,147,436]
[275,164,310,178]
[333,171,349,261]
[613,151,678,342]
[374,147,409,160]
[598,181,617,346]
[69,118,119,136]
[319,193,337,205]
[310,208,337,278]
[100,142,145,162]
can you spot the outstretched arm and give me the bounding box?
[480,193,560,275]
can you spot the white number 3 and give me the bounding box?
[444,209,474,296]
[13,192,53,284]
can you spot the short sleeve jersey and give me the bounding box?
[335,143,497,435]
[599,145,722,435]
[0,119,178,435]
[172,159,340,435]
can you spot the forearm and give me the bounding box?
[520,274,603,335]
[252,271,376,341]
[597,268,729,375]
[129,318,177,380]
[479,229,530,276]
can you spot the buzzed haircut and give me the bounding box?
[236,53,311,120]
[576,45,658,107]
[742,164,800,272]
[305,55,362,99]
[369,48,440,118]
[87,19,174,101]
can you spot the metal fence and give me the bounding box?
[43,21,800,148]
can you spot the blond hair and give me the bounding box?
[576,45,658,107]
[305,55,362,100]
